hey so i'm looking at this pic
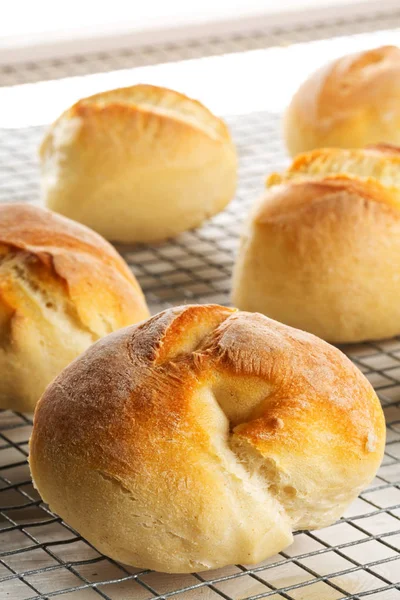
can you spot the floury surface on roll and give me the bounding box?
[30,305,385,573]
[0,203,149,412]
[40,84,237,243]
[232,144,400,343]
[284,45,400,156]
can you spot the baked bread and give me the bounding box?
[232,145,400,343]
[284,45,400,156]
[0,203,149,412]
[40,84,237,243]
[29,304,385,573]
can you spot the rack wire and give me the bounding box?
[1,9,400,599]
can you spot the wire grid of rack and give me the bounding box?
[1,9,400,600]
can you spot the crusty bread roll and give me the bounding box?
[285,45,400,156]
[30,304,385,573]
[40,84,237,243]
[232,144,400,343]
[0,203,149,412]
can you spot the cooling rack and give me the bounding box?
[1,8,400,599]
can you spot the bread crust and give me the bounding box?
[285,46,400,155]
[0,203,148,411]
[233,145,400,342]
[40,84,237,242]
[30,304,385,572]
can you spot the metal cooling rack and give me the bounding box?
[1,9,400,600]
[2,7,400,87]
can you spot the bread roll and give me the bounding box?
[285,45,400,156]
[40,84,237,243]
[30,304,385,573]
[0,203,149,412]
[232,145,400,343]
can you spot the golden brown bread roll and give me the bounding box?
[284,45,400,156]
[0,203,149,412]
[40,84,237,243]
[232,145,400,343]
[30,304,385,573]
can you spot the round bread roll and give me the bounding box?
[30,304,385,573]
[40,84,237,243]
[284,45,400,156]
[0,203,149,412]
[232,144,400,343]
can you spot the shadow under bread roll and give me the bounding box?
[30,304,385,573]
[0,203,149,412]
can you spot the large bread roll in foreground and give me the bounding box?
[285,45,400,156]
[30,305,385,573]
[0,203,149,412]
[232,145,400,343]
[40,84,237,242]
